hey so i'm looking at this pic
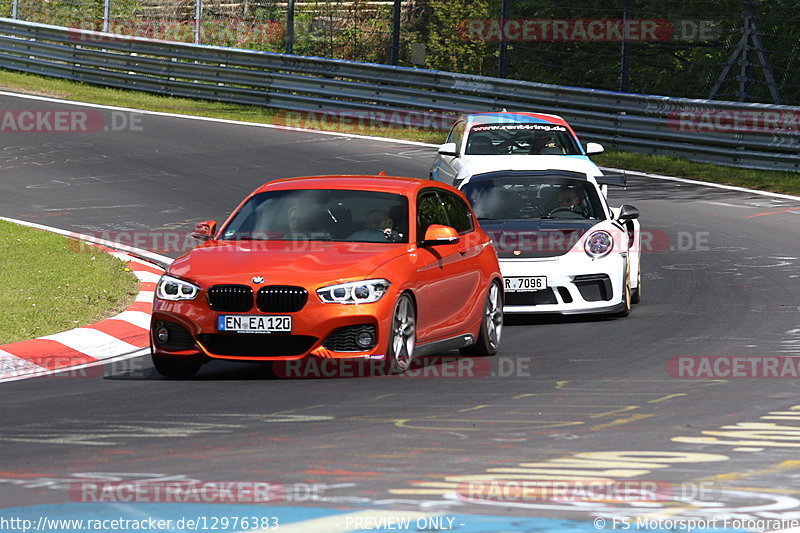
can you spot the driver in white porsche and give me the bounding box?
[549,187,587,217]
[556,188,580,209]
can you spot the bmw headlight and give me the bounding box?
[156,275,200,301]
[317,279,391,304]
[584,230,613,259]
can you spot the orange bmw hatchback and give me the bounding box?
[150,175,504,378]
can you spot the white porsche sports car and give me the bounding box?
[430,111,605,187]
[460,169,641,316]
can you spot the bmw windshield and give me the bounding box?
[220,189,409,243]
[465,123,582,155]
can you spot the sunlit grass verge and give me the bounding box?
[1,68,798,193]
[0,220,139,344]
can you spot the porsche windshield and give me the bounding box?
[465,123,582,155]
[462,175,606,221]
[220,189,409,243]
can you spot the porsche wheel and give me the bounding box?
[614,274,632,318]
[461,281,503,356]
[631,270,641,304]
[386,294,416,374]
[152,354,201,379]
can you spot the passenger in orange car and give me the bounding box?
[287,205,326,240]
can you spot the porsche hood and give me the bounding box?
[479,219,599,259]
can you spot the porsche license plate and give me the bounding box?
[218,315,292,333]
[505,277,547,292]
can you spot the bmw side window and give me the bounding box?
[440,192,474,234]
[417,191,449,239]
[446,121,465,151]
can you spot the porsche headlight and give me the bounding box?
[317,279,390,304]
[584,230,613,259]
[156,275,200,301]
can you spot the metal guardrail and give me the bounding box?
[0,18,797,172]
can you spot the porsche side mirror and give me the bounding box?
[191,220,217,241]
[420,224,460,246]
[618,205,639,222]
[437,142,459,157]
[585,142,605,155]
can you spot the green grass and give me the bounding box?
[1,68,798,192]
[0,220,139,344]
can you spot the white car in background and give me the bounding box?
[430,111,605,187]
[459,169,641,316]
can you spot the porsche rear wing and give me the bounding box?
[595,172,628,188]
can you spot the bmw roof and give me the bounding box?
[464,111,571,129]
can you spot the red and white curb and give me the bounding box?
[0,218,170,383]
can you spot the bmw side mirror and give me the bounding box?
[585,142,604,155]
[437,142,459,157]
[420,224,460,247]
[617,205,639,222]
[191,220,217,241]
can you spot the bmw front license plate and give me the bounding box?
[218,315,292,333]
[505,277,547,292]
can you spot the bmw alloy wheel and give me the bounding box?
[389,294,415,373]
[485,282,503,350]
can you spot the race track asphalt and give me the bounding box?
[1,93,800,531]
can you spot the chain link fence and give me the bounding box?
[0,0,798,105]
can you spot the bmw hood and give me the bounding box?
[480,219,600,259]
[459,155,601,181]
[167,240,410,287]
